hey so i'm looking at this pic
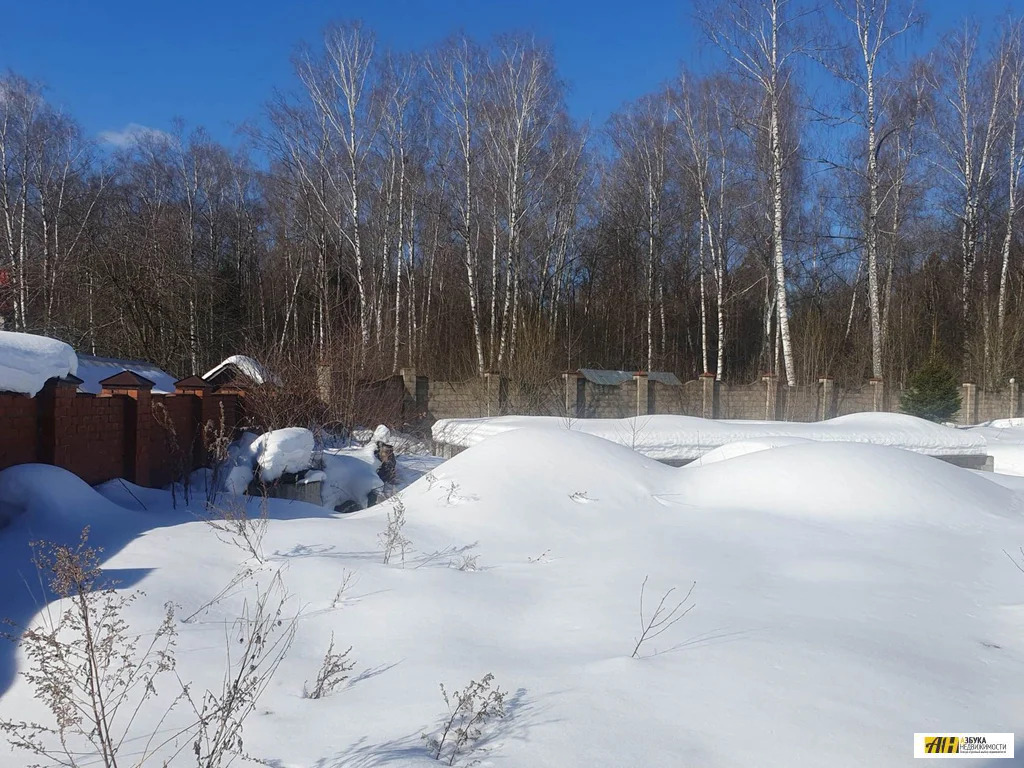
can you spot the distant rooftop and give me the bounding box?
[77,354,177,395]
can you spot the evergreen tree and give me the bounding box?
[900,359,962,422]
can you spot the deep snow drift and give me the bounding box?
[433,411,987,460]
[0,331,77,396]
[1,431,1022,766]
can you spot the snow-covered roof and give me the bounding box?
[578,368,682,387]
[202,355,279,386]
[0,331,78,396]
[77,354,177,395]
[432,412,988,460]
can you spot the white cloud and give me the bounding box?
[98,122,173,148]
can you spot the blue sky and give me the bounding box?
[0,0,1011,148]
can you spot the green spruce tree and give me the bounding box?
[900,359,961,422]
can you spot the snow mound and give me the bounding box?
[252,428,314,482]
[0,463,116,528]
[673,441,1014,521]
[321,453,382,510]
[0,331,77,396]
[433,411,987,460]
[694,436,813,465]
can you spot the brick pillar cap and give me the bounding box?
[174,375,212,391]
[761,373,777,380]
[869,377,884,383]
[699,372,715,379]
[633,371,648,377]
[49,374,84,388]
[562,369,581,376]
[99,370,155,390]
[818,376,834,382]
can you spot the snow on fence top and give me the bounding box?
[0,331,77,396]
[431,412,988,460]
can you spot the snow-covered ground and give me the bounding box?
[433,412,988,460]
[967,419,1024,476]
[1,428,1023,766]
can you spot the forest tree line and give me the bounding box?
[2,0,1023,389]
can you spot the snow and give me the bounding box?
[75,354,177,395]
[320,453,382,510]
[201,354,277,385]
[965,419,1024,476]
[433,411,987,460]
[0,331,77,396]
[252,427,315,482]
[2,430,1023,766]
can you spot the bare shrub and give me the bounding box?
[631,576,696,659]
[181,570,297,767]
[379,497,412,566]
[202,400,233,505]
[449,553,479,572]
[0,529,179,767]
[423,674,507,765]
[2,530,296,768]
[331,569,357,608]
[154,400,194,508]
[204,492,269,563]
[302,633,355,699]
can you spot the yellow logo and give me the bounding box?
[924,736,961,754]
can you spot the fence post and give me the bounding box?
[818,377,835,421]
[1010,378,1019,419]
[175,376,213,467]
[37,375,83,469]
[400,367,423,418]
[699,373,716,419]
[960,382,978,426]
[634,372,650,416]
[484,372,507,417]
[563,370,583,418]
[762,374,779,420]
[101,371,156,486]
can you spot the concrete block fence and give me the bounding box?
[397,368,1020,426]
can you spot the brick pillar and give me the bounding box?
[400,367,420,417]
[699,373,716,419]
[960,382,978,426]
[634,372,650,416]
[762,374,779,420]
[175,376,213,467]
[869,377,886,412]
[563,371,584,418]
[37,375,83,469]
[101,371,156,486]
[818,377,835,421]
[1010,378,1020,418]
[484,372,507,417]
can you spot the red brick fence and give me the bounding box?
[0,372,244,488]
